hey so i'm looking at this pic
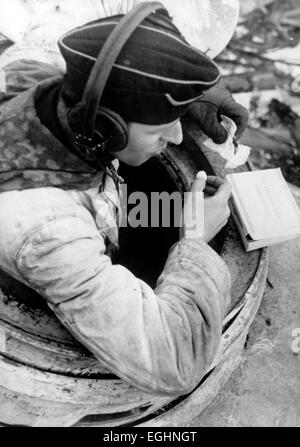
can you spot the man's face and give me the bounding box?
[115,119,183,166]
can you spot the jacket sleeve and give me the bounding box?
[16,214,231,396]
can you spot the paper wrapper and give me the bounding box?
[203,115,251,169]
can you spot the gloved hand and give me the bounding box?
[187,85,249,144]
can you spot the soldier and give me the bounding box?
[0,4,248,395]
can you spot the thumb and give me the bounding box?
[207,116,228,144]
[189,102,228,144]
[198,104,228,144]
[191,171,207,192]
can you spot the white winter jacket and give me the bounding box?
[0,55,231,397]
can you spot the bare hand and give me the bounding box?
[182,172,231,242]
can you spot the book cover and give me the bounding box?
[226,168,300,251]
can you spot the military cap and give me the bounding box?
[58,12,221,125]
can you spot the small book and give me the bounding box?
[226,168,300,251]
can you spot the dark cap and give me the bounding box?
[58,12,221,125]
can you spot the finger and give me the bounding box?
[214,180,232,201]
[191,102,228,144]
[204,185,217,195]
[191,171,207,192]
[204,113,228,144]
[221,102,249,139]
[206,176,226,189]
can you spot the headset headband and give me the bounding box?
[76,2,166,143]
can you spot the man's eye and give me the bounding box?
[147,131,160,137]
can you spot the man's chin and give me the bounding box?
[124,156,155,167]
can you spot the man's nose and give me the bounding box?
[164,121,183,145]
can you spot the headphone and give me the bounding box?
[66,2,178,164]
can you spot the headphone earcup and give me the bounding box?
[67,104,128,156]
[94,107,128,153]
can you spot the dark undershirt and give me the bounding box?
[34,79,76,150]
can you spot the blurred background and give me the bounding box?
[218,0,300,186]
